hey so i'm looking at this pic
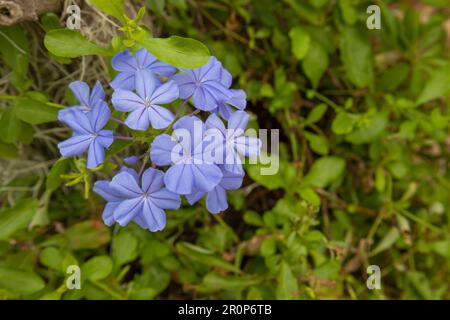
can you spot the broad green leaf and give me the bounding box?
[0,199,38,240]
[416,64,450,105]
[198,272,261,293]
[345,112,388,144]
[276,261,298,299]
[306,103,327,124]
[0,110,22,143]
[14,98,58,125]
[0,141,18,158]
[44,29,111,58]
[40,247,63,271]
[289,26,310,60]
[140,36,210,69]
[331,111,358,135]
[340,26,374,88]
[176,242,240,273]
[0,267,45,295]
[81,256,113,281]
[304,131,329,155]
[247,153,297,190]
[376,63,409,92]
[87,0,125,21]
[301,156,346,188]
[112,231,139,267]
[55,221,111,250]
[46,158,72,192]
[302,41,328,88]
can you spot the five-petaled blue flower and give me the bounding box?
[112,70,179,130]
[172,56,232,111]
[186,166,244,214]
[111,49,176,90]
[205,111,262,175]
[101,167,181,232]
[150,115,223,195]
[61,80,105,115]
[58,102,113,169]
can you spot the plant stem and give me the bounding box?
[110,116,126,125]
[114,136,134,141]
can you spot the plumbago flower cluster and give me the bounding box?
[57,49,262,232]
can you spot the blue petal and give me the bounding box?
[172,73,195,99]
[135,69,158,100]
[150,80,179,104]
[111,50,137,72]
[205,113,226,134]
[219,169,244,190]
[88,101,110,132]
[68,81,90,107]
[164,163,195,195]
[228,110,250,131]
[96,130,114,148]
[110,72,135,90]
[58,108,93,134]
[148,105,174,129]
[206,185,228,214]
[102,202,119,226]
[125,107,150,131]
[235,136,262,157]
[141,167,164,193]
[119,167,139,182]
[90,81,105,105]
[112,89,144,112]
[192,87,219,111]
[185,191,204,205]
[110,171,143,197]
[58,134,92,157]
[191,163,223,192]
[114,197,144,226]
[141,200,166,232]
[87,139,105,169]
[93,180,123,202]
[150,134,178,166]
[150,188,181,210]
[226,89,246,110]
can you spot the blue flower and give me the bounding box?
[172,56,232,111]
[58,102,113,169]
[112,70,179,130]
[212,89,247,120]
[186,167,244,214]
[61,80,105,115]
[150,115,223,195]
[110,49,176,90]
[205,111,262,174]
[103,167,181,232]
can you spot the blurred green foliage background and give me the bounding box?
[0,0,449,299]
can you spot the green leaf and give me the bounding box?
[140,36,210,69]
[276,261,298,299]
[306,103,327,124]
[0,110,22,143]
[0,140,18,158]
[0,267,45,295]
[371,227,400,256]
[331,112,357,135]
[0,199,38,240]
[198,272,261,293]
[340,26,374,88]
[40,247,63,271]
[247,153,297,190]
[301,156,346,188]
[87,0,125,22]
[46,158,72,192]
[44,29,111,58]
[304,131,329,155]
[302,41,328,88]
[176,242,240,273]
[64,221,111,250]
[112,231,139,267]
[416,64,450,105]
[14,98,58,125]
[82,256,113,281]
[289,26,310,60]
[345,112,388,144]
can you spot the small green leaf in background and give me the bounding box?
[276,261,298,299]
[46,158,72,192]
[305,103,328,125]
[416,64,450,105]
[40,247,63,272]
[371,227,400,256]
[340,26,374,88]
[112,231,139,267]
[0,110,22,144]
[14,98,58,125]
[0,141,18,158]
[198,272,261,293]
[304,131,329,155]
[289,26,310,60]
[0,199,38,240]
[44,29,111,58]
[88,0,125,22]
[0,267,45,295]
[65,221,111,250]
[345,112,388,144]
[302,41,328,88]
[301,156,346,188]
[332,111,357,135]
[82,256,113,281]
[141,36,210,69]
